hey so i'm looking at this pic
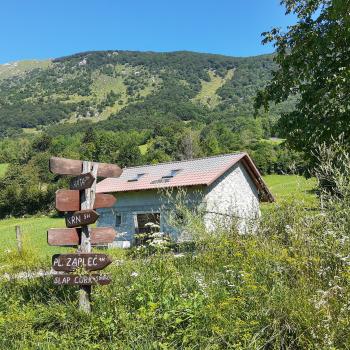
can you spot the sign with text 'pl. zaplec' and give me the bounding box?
[65,209,99,228]
[52,253,112,272]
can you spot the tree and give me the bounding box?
[255,0,350,158]
[32,133,52,152]
[176,129,202,160]
[117,141,142,167]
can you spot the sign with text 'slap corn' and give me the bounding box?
[49,157,122,312]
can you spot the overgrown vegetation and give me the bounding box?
[0,145,348,348]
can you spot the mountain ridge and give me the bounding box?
[0,50,291,137]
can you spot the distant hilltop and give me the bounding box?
[0,50,292,136]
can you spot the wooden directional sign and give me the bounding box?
[47,227,116,246]
[52,253,112,272]
[70,172,95,190]
[55,190,116,212]
[53,274,111,286]
[50,157,122,178]
[65,210,99,228]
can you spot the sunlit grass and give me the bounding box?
[0,163,8,178]
[263,174,317,207]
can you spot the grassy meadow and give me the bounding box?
[3,174,350,349]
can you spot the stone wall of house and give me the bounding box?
[97,187,204,247]
[97,162,260,246]
[203,162,260,232]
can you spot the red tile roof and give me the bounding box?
[96,152,274,202]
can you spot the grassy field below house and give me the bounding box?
[0,163,9,177]
[263,174,317,207]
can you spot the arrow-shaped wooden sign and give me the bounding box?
[53,274,111,286]
[65,210,99,228]
[50,157,122,178]
[52,253,112,272]
[47,227,116,246]
[70,172,95,190]
[56,190,116,212]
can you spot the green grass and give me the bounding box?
[263,174,317,206]
[0,163,9,178]
[0,216,73,270]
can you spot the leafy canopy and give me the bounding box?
[256,0,350,155]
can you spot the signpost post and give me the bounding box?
[48,157,122,313]
[79,160,97,313]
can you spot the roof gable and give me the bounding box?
[96,152,274,202]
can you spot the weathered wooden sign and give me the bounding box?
[48,158,122,313]
[47,227,116,246]
[55,189,116,212]
[50,157,122,178]
[52,253,112,272]
[70,172,95,190]
[53,274,111,286]
[65,209,99,228]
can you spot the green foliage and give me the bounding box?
[0,162,57,218]
[0,50,290,135]
[0,190,350,348]
[0,163,8,178]
[256,0,350,158]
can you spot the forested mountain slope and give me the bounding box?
[0,50,293,136]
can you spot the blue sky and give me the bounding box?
[0,0,295,63]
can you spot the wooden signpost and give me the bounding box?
[65,209,99,228]
[50,157,122,178]
[52,253,112,272]
[55,189,116,212]
[70,172,95,190]
[47,227,116,246]
[48,156,122,313]
[53,274,111,286]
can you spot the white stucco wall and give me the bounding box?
[203,162,260,232]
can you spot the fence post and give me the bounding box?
[15,225,22,253]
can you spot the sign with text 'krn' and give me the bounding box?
[52,253,112,272]
[65,209,99,228]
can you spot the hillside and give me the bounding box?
[0,50,294,137]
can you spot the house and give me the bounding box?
[96,152,274,247]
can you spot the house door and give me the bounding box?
[134,213,160,245]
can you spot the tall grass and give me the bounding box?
[0,145,349,349]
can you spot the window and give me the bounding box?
[128,173,145,182]
[115,214,122,226]
[135,213,160,234]
[161,169,182,179]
